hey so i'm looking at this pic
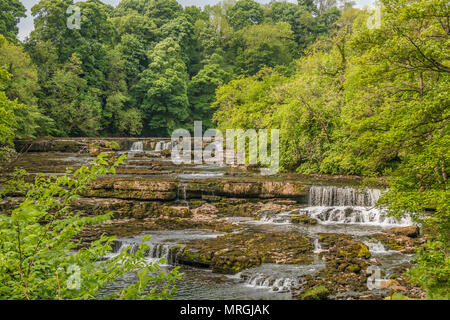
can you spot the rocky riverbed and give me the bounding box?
[1,138,427,300]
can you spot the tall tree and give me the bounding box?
[132,38,189,136]
[226,0,264,30]
[0,0,26,43]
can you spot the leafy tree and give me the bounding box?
[40,54,101,136]
[117,107,143,136]
[132,38,189,136]
[0,35,51,139]
[0,154,181,299]
[0,66,19,147]
[145,0,183,27]
[226,0,264,30]
[0,0,26,43]
[114,0,151,16]
[236,22,297,75]
[189,56,231,128]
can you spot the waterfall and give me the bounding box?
[309,185,381,207]
[155,141,172,152]
[146,243,175,265]
[258,211,292,224]
[105,240,175,265]
[299,206,413,226]
[255,185,412,227]
[130,141,143,152]
[363,239,388,254]
[240,273,297,293]
[313,237,323,254]
[176,183,188,205]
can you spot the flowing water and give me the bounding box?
[100,182,416,300]
[129,141,143,153]
[11,146,417,300]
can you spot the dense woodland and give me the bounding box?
[0,0,448,299]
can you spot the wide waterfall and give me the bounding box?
[256,185,413,227]
[304,185,413,226]
[240,273,297,292]
[105,240,176,265]
[130,141,143,152]
[154,141,172,152]
[309,185,381,207]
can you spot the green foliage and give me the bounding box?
[236,22,296,75]
[3,0,346,136]
[226,0,264,30]
[132,37,189,136]
[213,0,449,298]
[0,154,181,300]
[0,0,26,43]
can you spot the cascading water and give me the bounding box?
[363,238,388,254]
[240,273,298,293]
[309,185,381,207]
[255,185,413,227]
[304,185,413,226]
[312,237,323,254]
[258,211,293,224]
[155,141,172,152]
[176,183,188,205]
[130,141,143,153]
[105,239,176,265]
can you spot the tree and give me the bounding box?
[236,22,297,75]
[0,35,51,139]
[145,0,183,27]
[226,0,264,30]
[340,0,449,297]
[0,66,19,147]
[132,38,190,136]
[41,54,101,136]
[189,55,231,128]
[0,0,26,43]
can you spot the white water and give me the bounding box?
[257,186,413,227]
[176,183,188,205]
[130,141,143,152]
[313,237,323,253]
[363,239,387,254]
[104,240,175,265]
[258,211,293,224]
[299,206,413,226]
[242,273,297,292]
[155,141,172,152]
[309,185,381,207]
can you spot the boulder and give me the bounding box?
[383,226,420,238]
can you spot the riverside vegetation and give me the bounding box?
[0,0,449,300]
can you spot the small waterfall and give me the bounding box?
[258,211,292,224]
[240,273,297,293]
[130,141,143,152]
[309,185,381,207]
[176,183,188,205]
[155,141,172,152]
[105,240,176,265]
[363,239,388,254]
[299,206,413,226]
[146,243,175,265]
[303,185,413,226]
[313,237,323,254]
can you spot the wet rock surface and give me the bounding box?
[2,140,428,300]
[174,232,313,274]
